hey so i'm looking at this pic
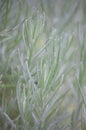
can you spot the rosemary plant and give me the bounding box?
[0,0,86,130]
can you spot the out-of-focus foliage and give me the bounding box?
[0,0,86,130]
